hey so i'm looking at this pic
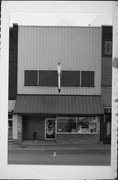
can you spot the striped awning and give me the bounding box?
[14,95,104,115]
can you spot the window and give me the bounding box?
[8,120,13,128]
[39,70,80,87]
[8,113,13,119]
[24,70,38,86]
[24,70,94,87]
[61,71,80,87]
[104,41,112,55]
[77,117,98,133]
[57,117,98,134]
[39,71,57,86]
[81,71,94,87]
[57,117,77,133]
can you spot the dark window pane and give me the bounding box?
[61,71,80,87]
[25,70,38,86]
[8,113,13,119]
[81,71,94,87]
[57,118,77,133]
[8,120,13,128]
[39,71,58,86]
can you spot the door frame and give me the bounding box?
[45,118,56,140]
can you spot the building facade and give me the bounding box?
[101,26,112,144]
[8,25,111,144]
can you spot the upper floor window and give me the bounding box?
[39,71,57,86]
[104,41,112,56]
[61,71,80,87]
[24,70,94,87]
[81,71,94,87]
[24,70,38,86]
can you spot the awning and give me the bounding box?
[14,95,104,115]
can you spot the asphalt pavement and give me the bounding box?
[8,149,111,165]
[8,141,111,165]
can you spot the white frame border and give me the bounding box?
[0,1,117,179]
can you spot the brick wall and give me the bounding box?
[101,57,112,87]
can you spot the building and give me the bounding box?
[8,24,112,144]
[8,24,18,140]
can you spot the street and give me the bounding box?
[8,150,111,165]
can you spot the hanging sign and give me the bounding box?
[57,62,61,93]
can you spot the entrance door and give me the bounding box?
[45,119,56,140]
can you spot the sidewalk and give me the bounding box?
[8,141,111,154]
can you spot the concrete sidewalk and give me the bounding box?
[8,141,111,153]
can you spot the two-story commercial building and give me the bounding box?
[8,24,111,145]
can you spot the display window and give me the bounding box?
[57,117,98,134]
[77,117,98,133]
[57,118,77,133]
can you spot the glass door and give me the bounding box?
[45,119,56,140]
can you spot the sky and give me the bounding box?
[10,1,113,27]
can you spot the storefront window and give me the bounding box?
[57,118,77,133]
[57,117,98,134]
[77,117,98,133]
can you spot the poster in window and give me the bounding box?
[46,119,55,139]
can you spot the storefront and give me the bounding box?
[13,94,104,144]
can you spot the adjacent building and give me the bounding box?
[101,26,112,144]
[8,24,112,144]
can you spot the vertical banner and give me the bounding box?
[57,62,61,93]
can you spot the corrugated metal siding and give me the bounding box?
[14,95,104,115]
[18,26,102,95]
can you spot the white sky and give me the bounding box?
[10,1,113,27]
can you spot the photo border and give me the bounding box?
[0,1,117,179]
